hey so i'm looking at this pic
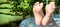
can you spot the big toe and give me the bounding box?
[49,2,55,7]
[39,3,43,8]
[33,2,40,7]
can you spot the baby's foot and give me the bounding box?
[46,2,55,15]
[33,2,44,25]
[42,2,55,26]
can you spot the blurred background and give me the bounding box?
[0,0,60,27]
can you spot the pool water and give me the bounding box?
[54,14,60,27]
[20,14,60,27]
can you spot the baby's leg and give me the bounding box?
[33,2,44,25]
[42,2,56,27]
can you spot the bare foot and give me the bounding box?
[46,2,55,15]
[42,2,55,26]
[33,2,44,25]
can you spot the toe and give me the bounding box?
[49,2,55,10]
[33,2,39,7]
[39,3,43,6]
[39,3,43,8]
[49,2,55,7]
[34,2,39,6]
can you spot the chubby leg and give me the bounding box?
[33,2,44,25]
[42,2,55,26]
